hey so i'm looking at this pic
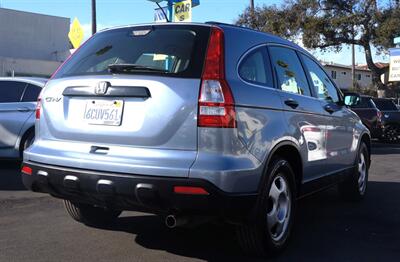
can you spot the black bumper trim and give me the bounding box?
[22,161,257,220]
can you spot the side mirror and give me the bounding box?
[343,93,361,107]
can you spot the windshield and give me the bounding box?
[53,25,210,79]
[373,99,398,111]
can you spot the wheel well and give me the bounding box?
[270,145,303,196]
[19,127,35,155]
[361,133,371,163]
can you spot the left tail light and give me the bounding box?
[35,96,41,120]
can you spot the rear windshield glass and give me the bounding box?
[373,99,398,111]
[53,25,210,79]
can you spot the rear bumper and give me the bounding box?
[21,161,257,220]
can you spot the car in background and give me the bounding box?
[344,93,384,139]
[372,98,400,143]
[0,77,46,159]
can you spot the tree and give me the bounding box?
[236,0,400,90]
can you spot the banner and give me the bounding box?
[154,7,168,23]
[389,48,400,82]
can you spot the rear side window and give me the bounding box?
[373,99,398,111]
[22,84,42,102]
[268,46,311,96]
[0,81,26,103]
[351,97,373,108]
[300,54,339,103]
[239,47,271,86]
[53,25,210,79]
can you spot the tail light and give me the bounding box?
[198,27,236,128]
[377,110,382,123]
[35,97,41,119]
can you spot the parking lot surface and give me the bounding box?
[1,142,400,261]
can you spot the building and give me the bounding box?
[0,8,70,78]
[321,62,374,90]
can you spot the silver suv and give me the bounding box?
[22,23,371,256]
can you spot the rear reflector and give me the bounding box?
[21,166,32,175]
[173,186,209,195]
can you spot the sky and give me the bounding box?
[0,0,389,65]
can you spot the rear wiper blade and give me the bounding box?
[108,63,169,74]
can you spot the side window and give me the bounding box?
[268,46,311,96]
[0,81,26,103]
[22,84,42,102]
[300,54,339,103]
[238,48,269,85]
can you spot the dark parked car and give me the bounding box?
[22,22,371,256]
[344,93,384,139]
[372,98,400,142]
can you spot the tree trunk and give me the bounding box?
[363,43,385,90]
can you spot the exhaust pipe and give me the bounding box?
[165,214,188,228]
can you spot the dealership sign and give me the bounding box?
[389,48,400,82]
[174,0,192,22]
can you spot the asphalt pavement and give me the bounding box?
[1,142,399,261]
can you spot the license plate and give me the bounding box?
[83,100,124,126]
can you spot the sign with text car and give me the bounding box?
[174,0,191,22]
[389,48,400,82]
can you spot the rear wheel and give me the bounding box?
[236,157,296,257]
[339,142,369,200]
[64,200,121,226]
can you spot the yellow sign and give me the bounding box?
[174,0,192,22]
[68,18,84,49]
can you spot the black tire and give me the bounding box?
[236,157,296,257]
[338,142,369,201]
[64,200,121,226]
[19,130,35,159]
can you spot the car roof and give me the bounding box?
[0,77,47,87]
[99,22,302,51]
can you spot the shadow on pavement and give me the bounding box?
[95,181,400,261]
[371,142,400,155]
[0,160,25,191]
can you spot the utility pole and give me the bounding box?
[91,0,97,35]
[250,0,255,28]
[352,43,356,89]
[351,25,356,89]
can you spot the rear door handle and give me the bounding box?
[284,99,299,109]
[324,105,335,114]
[17,107,30,112]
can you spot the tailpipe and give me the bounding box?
[165,214,188,229]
